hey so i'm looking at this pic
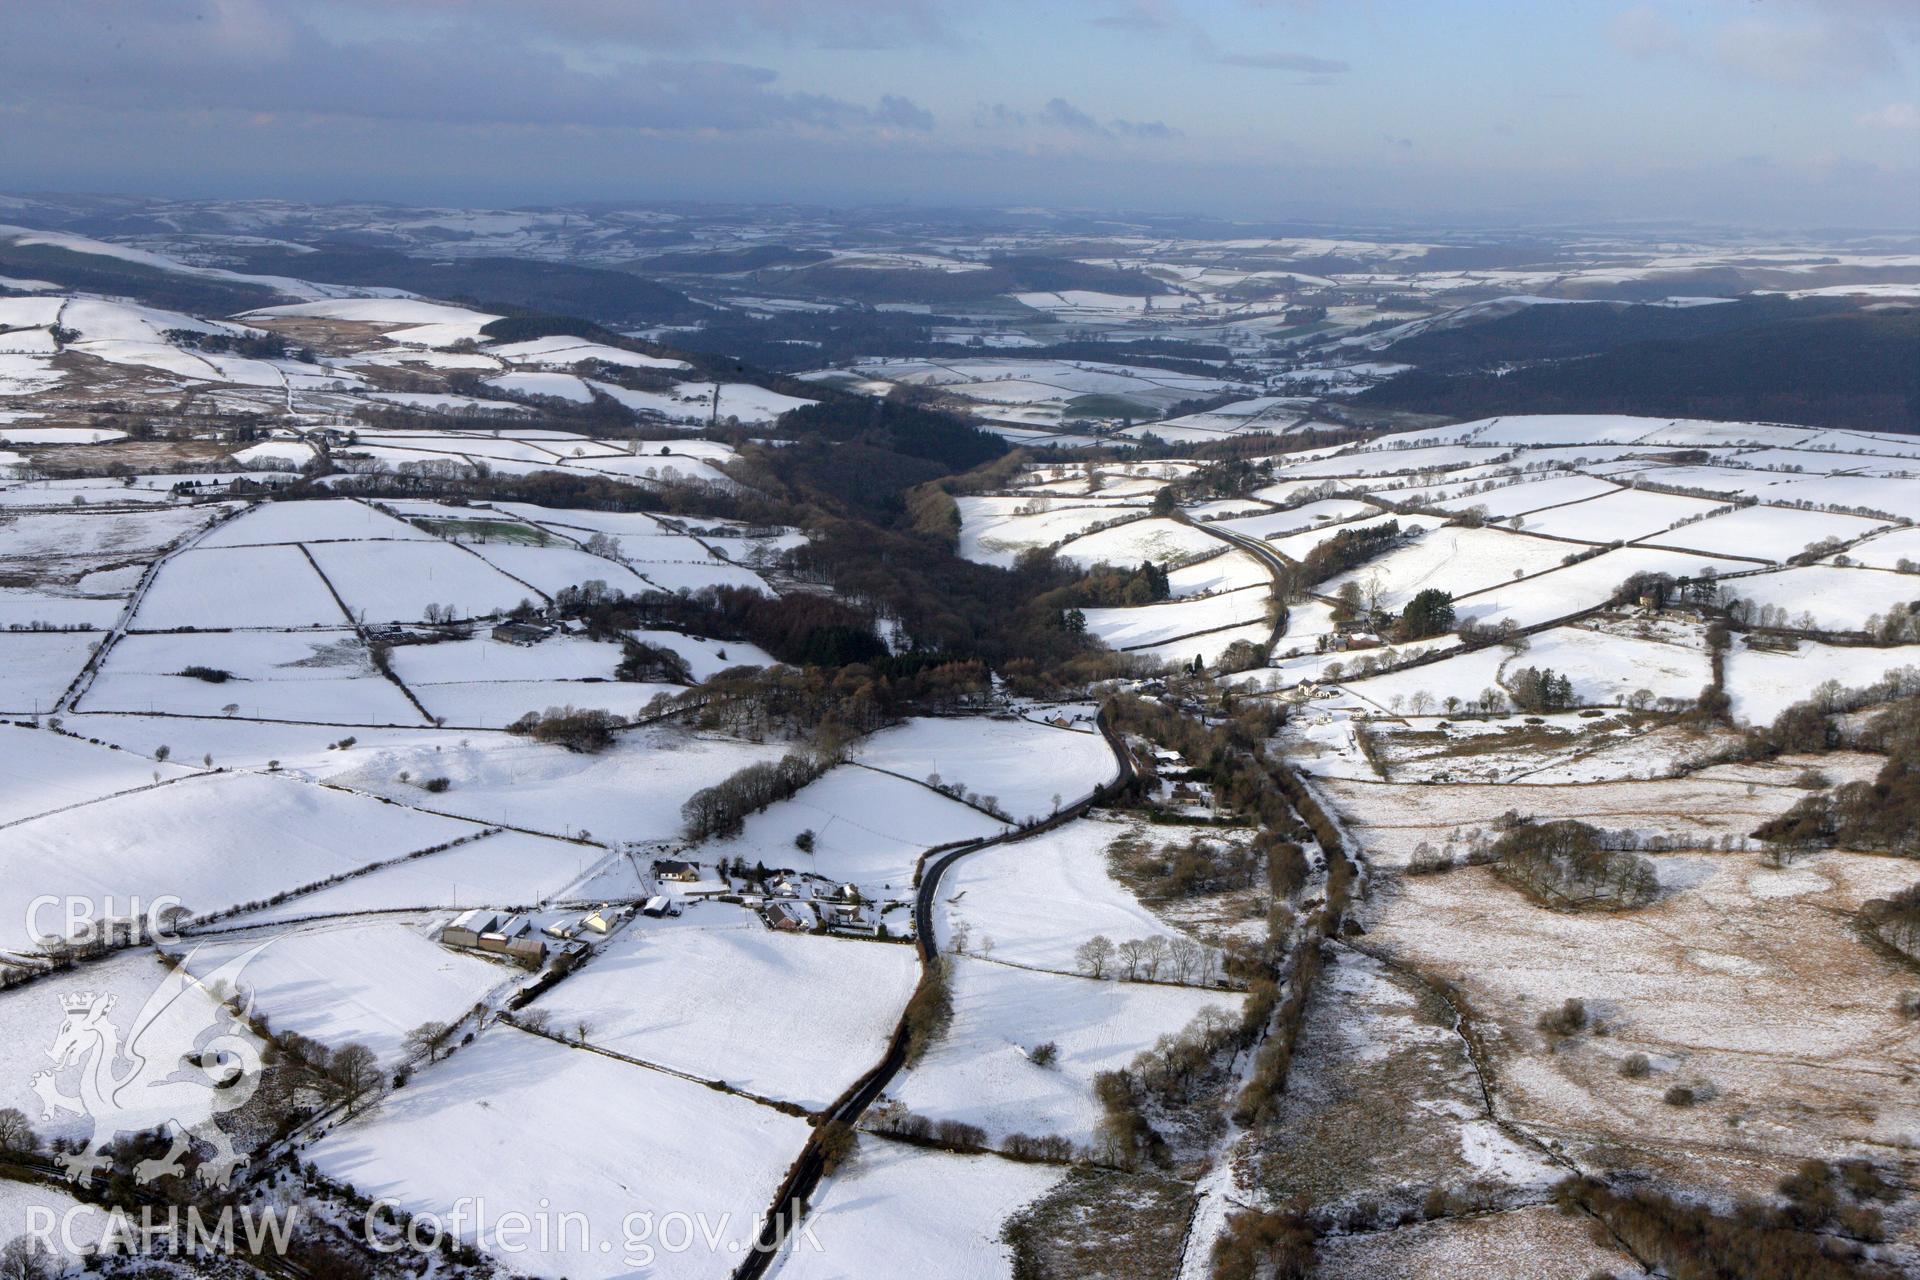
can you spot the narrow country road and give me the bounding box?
[730,708,1136,1279]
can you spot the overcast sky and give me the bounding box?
[2,0,1915,228]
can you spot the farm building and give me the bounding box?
[441,908,500,949]
[490,621,552,646]
[442,909,545,965]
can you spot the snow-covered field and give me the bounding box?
[1725,638,1920,724]
[955,496,1148,569]
[1718,564,1920,632]
[1430,473,1620,519]
[1211,498,1379,542]
[530,907,917,1106]
[83,630,424,723]
[1517,487,1727,543]
[1452,546,1747,629]
[311,1027,811,1279]
[854,717,1118,826]
[0,724,193,824]
[177,918,506,1063]
[321,728,784,845]
[1053,517,1228,570]
[388,634,622,684]
[0,770,477,953]
[239,829,605,922]
[932,815,1194,971]
[1836,525,1920,571]
[306,540,537,622]
[1081,587,1270,654]
[133,544,350,630]
[1641,504,1892,562]
[1166,549,1270,597]
[770,1137,1063,1280]
[1323,526,1575,611]
[465,541,654,598]
[0,949,257,1142]
[703,765,1006,891]
[0,630,97,712]
[1498,622,1712,706]
[893,956,1240,1149]
[198,500,433,547]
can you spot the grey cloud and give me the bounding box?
[953,100,1179,142]
[0,4,926,135]
[875,95,936,131]
[1111,118,1182,140]
[974,103,1030,129]
[1042,98,1110,136]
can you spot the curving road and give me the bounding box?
[731,707,1136,1278]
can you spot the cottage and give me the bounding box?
[579,908,615,934]
[654,859,700,883]
[764,901,813,932]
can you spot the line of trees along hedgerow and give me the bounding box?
[1087,695,1357,1280]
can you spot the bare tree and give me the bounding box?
[329,1043,382,1115]
[1167,937,1201,984]
[1141,936,1171,981]
[0,1237,54,1280]
[1074,935,1115,979]
[0,1108,35,1153]
[404,1020,453,1064]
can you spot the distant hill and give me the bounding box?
[638,245,832,274]
[0,240,283,314]
[779,254,1170,304]
[1380,296,1851,373]
[236,246,708,327]
[1358,307,1920,434]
